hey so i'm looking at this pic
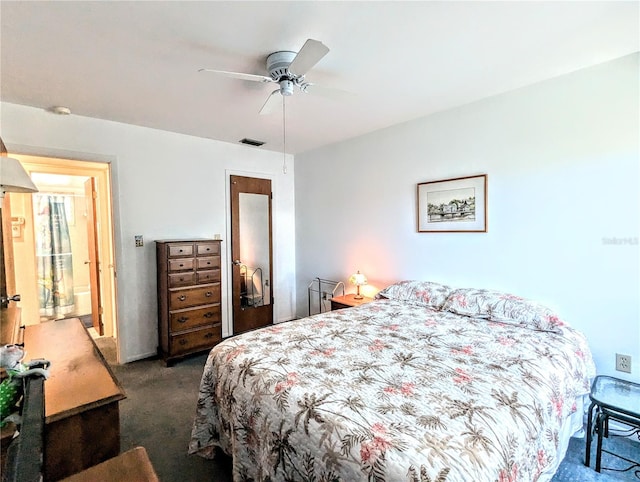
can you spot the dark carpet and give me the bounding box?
[107,350,639,482]
[110,353,232,482]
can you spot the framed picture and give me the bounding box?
[417,174,487,232]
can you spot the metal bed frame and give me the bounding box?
[307,277,345,316]
[240,264,264,308]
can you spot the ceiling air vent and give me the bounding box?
[239,138,265,147]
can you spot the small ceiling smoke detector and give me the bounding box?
[50,106,71,115]
[239,138,265,147]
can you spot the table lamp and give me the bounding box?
[1,137,38,199]
[349,270,367,300]
[1,156,38,199]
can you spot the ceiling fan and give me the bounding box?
[200,39,340,115]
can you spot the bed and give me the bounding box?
[189,280,595,482]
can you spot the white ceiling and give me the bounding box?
[1,1,638,155]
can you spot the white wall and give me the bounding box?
[295,53,640,381]
[1,102,296,362]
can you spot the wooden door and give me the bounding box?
[84,178,103,335]
[1,194,16,305]
[1,195,22,345]
[230,175,273,334]
[1,138,16,305]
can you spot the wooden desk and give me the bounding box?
[61,446,159,482]
[24,318,126,481]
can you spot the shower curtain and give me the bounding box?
[35,195,75,318]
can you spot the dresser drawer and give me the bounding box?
[169,285,220,310]
[197,269,221,284]
[197,242,220,256]
[168,258,194,272]
[169,304,220,332]
[170,326,221,354]
[196,256,220,270]
[168,272,195,288]
[168,244,194,257]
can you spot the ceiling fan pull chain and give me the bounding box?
[282,95,287,175]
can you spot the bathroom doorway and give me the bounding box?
[5,154,118,361]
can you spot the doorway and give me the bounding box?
[5,154,118,361]
[230,175,273,334]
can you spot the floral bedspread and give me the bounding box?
[189,299,595,482]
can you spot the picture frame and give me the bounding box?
[417,174,487,232]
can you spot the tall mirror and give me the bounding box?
[238,192,270,308]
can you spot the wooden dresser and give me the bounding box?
[156,239,222,365]
[24,318,126,481]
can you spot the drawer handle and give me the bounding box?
[205,291,213,297]
[179,263,184,267]
[205,248,210,251]
[179,249,183,253]
[179,339,187,345]
[204,312,214,318]
[177,317,189,323]
[206,262,211,265]
[178,295,187,301]
[204,333,214,339]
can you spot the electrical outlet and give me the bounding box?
[615,353,631,373]
[135,235,144,247]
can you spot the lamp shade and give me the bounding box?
[349,271,367,286]
[0,156,38,197]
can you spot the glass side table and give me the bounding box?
[584,375,640,475]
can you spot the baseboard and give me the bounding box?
[276,316,299,324]
[123,351,158,364]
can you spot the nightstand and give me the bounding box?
[585,375,640,473]
[330,294,373,310]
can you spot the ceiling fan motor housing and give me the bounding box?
[266,51,297,80]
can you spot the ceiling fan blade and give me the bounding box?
[259,89,281,115]
[288,39,329,76]
[199,68,273,83]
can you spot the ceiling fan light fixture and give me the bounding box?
[279,80,294,96]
